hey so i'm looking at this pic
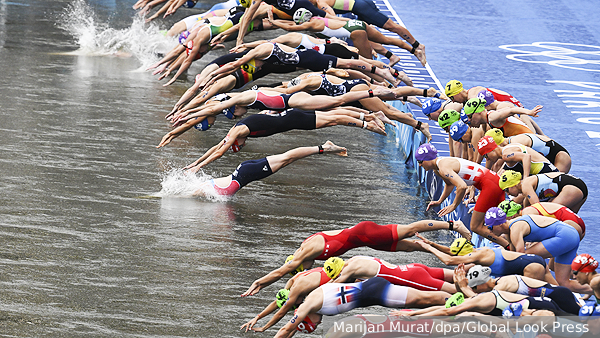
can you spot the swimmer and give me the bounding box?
[454,264,585,315]
[571,254,600,304]
[445,80,524,107]
[331,256,457,293]
[192,141,347,197]
[464,97,542,137]
[241,219,471,297]
[415,143,508,248]
[199,42,405,89]
[274,277,450,337]
[183,107,389,171]
[499,170,588,213]
[396,288,570,317]
[521,202,585,239]
[267,9,412,70]
[485,128,571,173]
[313,0,427,65]
[477,135,559,177]
[415,236,555,283]
[486,207,587,292]
[420,98,463,122]
[448,120,484,162]
[241,257,343,333]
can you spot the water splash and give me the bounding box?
[57,0,177,66]
[156,168,229,202]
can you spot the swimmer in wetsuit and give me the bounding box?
[274,277,450,338]
[415,235,555,284]
[331,256,457,293]
[183,107,391,171]
[500,170,588,213]
[456,264,586,315]
[241,219,471,296]
[487,207,586,292]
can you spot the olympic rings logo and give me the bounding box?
[499,42,600,72]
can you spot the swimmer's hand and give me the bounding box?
[414,232,433,246]
[527,105,542,117]
[241,281,262,297]
[437,204,457,217]
[389,309,415,317]
[240,317,259,332]
[426,200,442,211]
[266,7,274,24]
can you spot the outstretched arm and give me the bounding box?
[241,300,279,332]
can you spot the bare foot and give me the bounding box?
[389,54,401,67]
[395,70,413,87]
[453,220,472,242]
[367,119,387,136]
[414,44,426,66]
[373,111,394,125]
[321,140,348,157]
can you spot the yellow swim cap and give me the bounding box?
[285,255,304,276]
[499,170,522,190]
[485,128,505,145]
[323,257,344,279]
[239,0,251,8]
[241,59,256,74]
[445,80,463,97]
[450,238,473,256]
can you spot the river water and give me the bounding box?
[0,0,453,336]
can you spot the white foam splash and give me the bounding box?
[156,168,229,202]
[57,0,177,66]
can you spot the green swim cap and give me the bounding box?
[276,289,290,308]
[498,200,522,217]
[438,109,461,129]
[445,292,465,308]
[464,98,487,116]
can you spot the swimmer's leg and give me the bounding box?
[266,141,347,173]
[395,220,471,242]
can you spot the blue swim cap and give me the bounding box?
[580,301,600,319]
[449,120,469,141]
[421,98,443,116]
[193,118,212,131]
[182,0,196,8]
[178,31,190,45]
[222,106,235,119]
[502,303,523,318]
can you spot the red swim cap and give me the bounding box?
[572,254,598,273]
[478,135,498,156]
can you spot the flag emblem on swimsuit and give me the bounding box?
[542,189,557,199]
[263,165,269,171]
[336,285,358,305]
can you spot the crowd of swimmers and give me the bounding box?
[134,0,599,337]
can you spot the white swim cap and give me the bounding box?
[467,265,492,287]
[293,8,312,24]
